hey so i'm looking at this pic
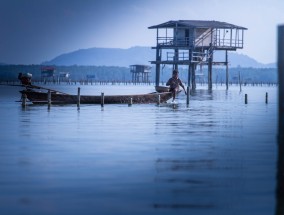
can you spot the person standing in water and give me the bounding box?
[166,70,187,102]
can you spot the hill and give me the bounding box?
[43,47,276,68]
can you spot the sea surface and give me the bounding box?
[0,84,278,215]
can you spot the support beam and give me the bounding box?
[155,48,161,86]
[174,49,179,70]
[187,64,191,89]
[208,43,213,90]
[226,50,229,90]
[187,64,191,105]
[191,63,196,90]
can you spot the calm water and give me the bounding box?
[0,84,278,215]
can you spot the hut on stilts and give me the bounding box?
[148,20,247,91]
[130,65,151,83]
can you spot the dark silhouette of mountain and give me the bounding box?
[43,46,276,68]
[43,46,155,67]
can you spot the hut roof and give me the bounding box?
[130,64,152,69]
[148,20,247,30]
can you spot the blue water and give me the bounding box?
[0,84,278,215]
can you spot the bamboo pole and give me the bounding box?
[226,50,229,90]
[101,92,104,107]
[157,94,160,106]
[21,94,27,107]
[77,87,80,109]
[186,86,190,105]
[48,90,51,106]
[239,71,242,92]
[128,98,132,107]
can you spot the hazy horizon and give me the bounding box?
[1,0,283,65]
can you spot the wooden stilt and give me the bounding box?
[48,90,51,109]
[208,44,213,90]
[21,94,27,107]
[101,92,104,107]
[226,50,229,90]
[238,71,242,92]
[77,87,80,109]
[155,48,161,87]
[186,86,190,105]
[192,63,196,90]
[128,98,132,106]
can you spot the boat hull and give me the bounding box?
[155,86,170,93]
[20,90,173,104]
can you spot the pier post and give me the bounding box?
[77,87,81,109]
[187,62,192,106]
[128,98,132,107]
[244,94,248,104]
[157,94,160,106]
[192,64,196,90]
[238,71,242,92]
[226,50,229,90]
[277,24,284,215]
[101,92,104,107]
[265,92,268,104]
[174,49,179,70]
[155,48,161,87]
[21,94,27,107]
[48,90,51,108]
[208,43,213,90]
[186,86,190,106]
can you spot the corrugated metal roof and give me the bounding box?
[148,20,247,30]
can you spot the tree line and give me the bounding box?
[0,65,277,84]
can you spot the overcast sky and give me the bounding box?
[0,0,283,64]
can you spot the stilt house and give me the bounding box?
[130,65,151,83]
[148,20,247,89]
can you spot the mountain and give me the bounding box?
[43,46,276,68]
[43,46,155,67]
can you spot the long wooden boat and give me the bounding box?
[20,89,173,104]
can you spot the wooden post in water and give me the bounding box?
[101,92,104,107]
[77,87,81,109]
[208,53,213,90]
[277,24,284,215]
[191,63,196,90]
[226,50,229,90]
[21,94,27,107]
[245,94,248,104]
[238,71,242,92]
[186,63,192,106]
[265,92,268,104]
[155,48,161,87]
[48,90,51,108]
[128,97,132,107]
[157,94,160,106]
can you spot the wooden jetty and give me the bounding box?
[148,20,247,91]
